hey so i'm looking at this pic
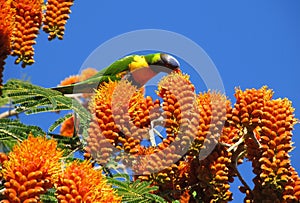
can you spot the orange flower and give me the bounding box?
[179,189,191,203]
[2,135,62,202]
[59,75,80,86]
[229,87,299,202]
[196,145,233,202]
[0,0,14,85]
[79,67,98,81]
[60,116,75,137]
[86,80,143,165]
[194,91,231,155]
[0,152,8,164]
[230,86,273,127]
[10,0,43,67]
[250,98,298,202]
[55,160,121,203]
[42,0,74,40]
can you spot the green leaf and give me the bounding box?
[0,118,44,151]
[49,113,73,132]
[107,174,166,203]
[40,188,58,203]
[1,79,91,132]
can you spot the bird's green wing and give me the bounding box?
[51,53,165,94]
[52,55,136,94]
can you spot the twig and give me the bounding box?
[0,108,21,119]
[230,132,253,196]
[227,135,245,152]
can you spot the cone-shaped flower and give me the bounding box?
[2,135,63,202]
[55,160,121,203]
[42,0,74,40]
[86,80,159,166]
[0,0,14,85]
[10,0,43,67]
[250,98,298,202]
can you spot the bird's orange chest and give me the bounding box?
[131,67,157,85]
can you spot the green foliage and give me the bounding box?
[1,79,91,131]
[108,174,167,203]
[40,188,58,203]
[0,118,44,151]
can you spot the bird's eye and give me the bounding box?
[160,53,180,70]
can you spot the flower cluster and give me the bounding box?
[84,70,299,202]
[1,135,63,202]
[85,80,161,166]
[0,0,14,85]
[55,160,121,203]
[9,0,43,67]
[0,0,75,85]
[84,71,238,201]
[42,0,74,40]
[228,87,299,202]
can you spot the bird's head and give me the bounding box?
[144,53,180,73]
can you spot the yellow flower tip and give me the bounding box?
[158,71,192,93]
[91,80,137,111]
[56,160,121,202]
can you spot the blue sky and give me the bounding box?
[3,1,300,202]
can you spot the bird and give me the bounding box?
[51,53,180,94]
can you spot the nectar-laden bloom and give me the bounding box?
[0,0,14,85]
[86,80,160,165]
[2,135,63,202]
[10,0,43,67]
[56,160,121,203]
[42,0,74,40]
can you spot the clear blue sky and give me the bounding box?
[3,1,300,202]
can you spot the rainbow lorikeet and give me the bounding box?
[52,53,180,94]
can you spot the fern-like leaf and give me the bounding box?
[1,79,91,130]
[0,118,44,151]
[108,174,166,203]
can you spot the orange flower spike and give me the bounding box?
[231,86,273,127]
[56,160,121,203]
[86,80,136,164]
[196,145,233,202]
[251,98,298,202]
[0,0,14,85]
[157,72,199,151]
[2,135,62,202]
[42,0,74,40]
[60,116,75,137]
[196,91,231,147]
[10,0,43,67]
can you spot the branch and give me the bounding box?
[0,108,22,119]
